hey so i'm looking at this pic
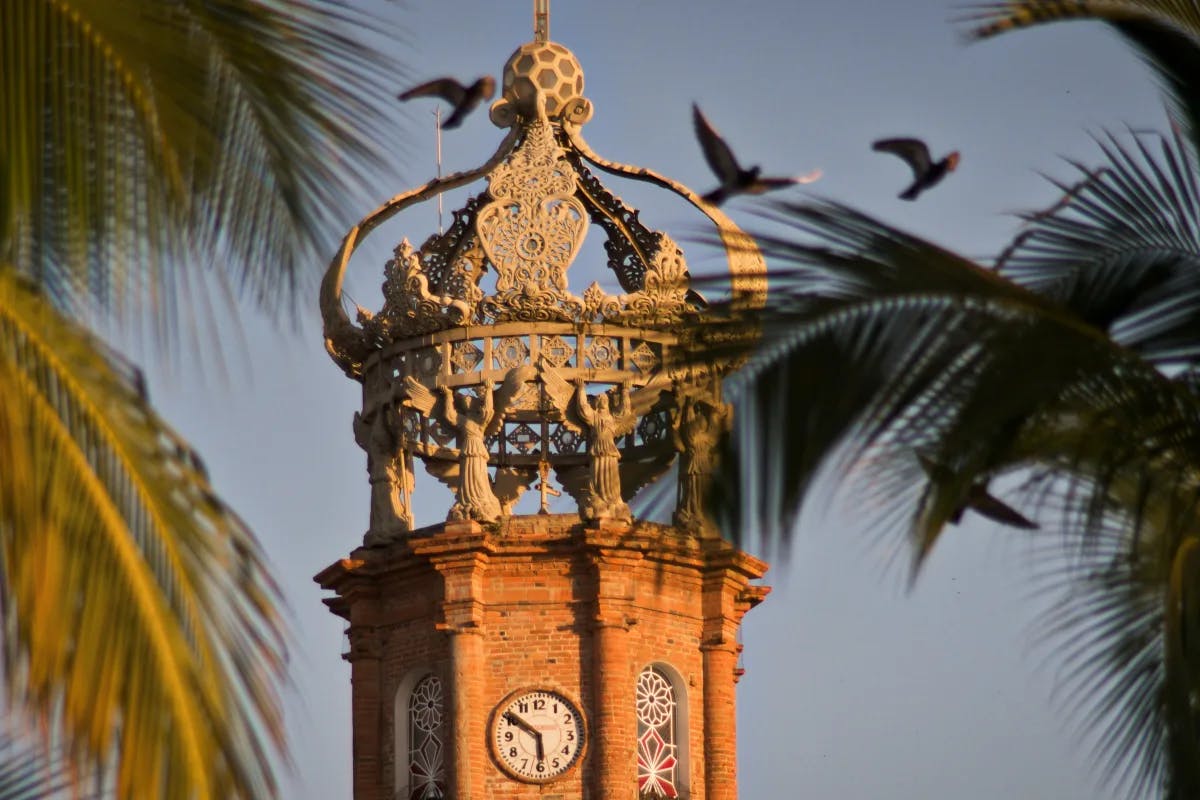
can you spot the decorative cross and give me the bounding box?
[535,459,560,514]
[534,0,549,43]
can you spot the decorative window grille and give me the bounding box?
[407,674,446,799]
[636,666,679,799]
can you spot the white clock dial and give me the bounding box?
[491,689,586,782]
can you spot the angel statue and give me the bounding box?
[352,402,414,538]
[539,363,647,521]
[401,366,535,523]
[575,380,639,520]
[671,396,732,532]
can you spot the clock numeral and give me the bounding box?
[520,759,529,771]
[536,760,546,773]
[518,702,529,713]
[552,703,559,713]
[503,731,513,742]
[561,745,570,756]
[533,699,546,711]
[553,758,561,769]
[566,731,574,742]
[562,713,571,724]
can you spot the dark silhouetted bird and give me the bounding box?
[872,137,960,200]
[917,454,1039,530]
[398,75,496,129]
[692,103,820,206]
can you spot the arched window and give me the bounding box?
[397,673,445,799]
[636,664,686,799]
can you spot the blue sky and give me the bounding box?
[146,2,1170,797]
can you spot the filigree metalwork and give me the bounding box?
[549,423,582,455]
[477,113,586,322]
[629,341,660,375]
[450,341,483,373]
[570,153,656,293]
[493,336,530,370]
[619,233,692,322]
[581,282,622,322]
[408,675,445,800]
[540,334,574,368]
[417,196,488,298]
[505,422,541,454]
[366,240,479,340]
[321,38,772,536]
[585,336,618,370]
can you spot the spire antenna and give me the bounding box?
[534,0,549,42]
[434,107,443,233]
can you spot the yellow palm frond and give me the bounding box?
[0,264,286,799]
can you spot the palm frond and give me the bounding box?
[0,264,286,800]
[0,729,85,800]
[996,128,1200,368]
[0,0,407,338]
[696,200,1109,552]
[700,198,1200,797]
[963,1,1200,147]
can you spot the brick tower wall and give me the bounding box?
[317,514,768,800]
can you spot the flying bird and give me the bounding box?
[872,137,959,200]
[917,454,1039,530]
[692,103,821,206]
[398,75,497,129]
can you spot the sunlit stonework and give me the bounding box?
[320,35,766,537]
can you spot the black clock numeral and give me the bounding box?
[552,703,559,713]
[536,761,545,773]
[509,747,517,758]
[562,713,571,724]
[520,758,529,771]
[566,731,574,742]
[504,731,513,742]
[518,701,529,713]
[552,758,561,769]
[533,699,545,710]
[561,745,570,756]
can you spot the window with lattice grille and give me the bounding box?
[636,666,679,799]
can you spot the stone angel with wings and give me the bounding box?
[401,365,535,523]
[541,364,665,521]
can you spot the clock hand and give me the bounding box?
[503,711,546,762]
[503,711,536,734]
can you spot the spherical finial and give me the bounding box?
[499,41,588,122]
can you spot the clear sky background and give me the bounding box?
[138,2,1171,797]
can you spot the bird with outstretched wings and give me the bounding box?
[692,103,821,205]
[398,75,497,129]
[872,137,960,200]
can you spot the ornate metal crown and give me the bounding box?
[320,38,765,542]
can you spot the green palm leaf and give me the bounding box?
[996,128,1200,368]
[0,264,286,799]
[697,199,1200,795]
[964,1,1200,147]
[0,0,406,333]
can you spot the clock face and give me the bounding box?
[491,688,586,782]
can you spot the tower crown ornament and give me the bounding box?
[320,35,766,541]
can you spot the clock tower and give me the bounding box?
[316,18,770,800]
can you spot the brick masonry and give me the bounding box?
[315,514,769,799]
